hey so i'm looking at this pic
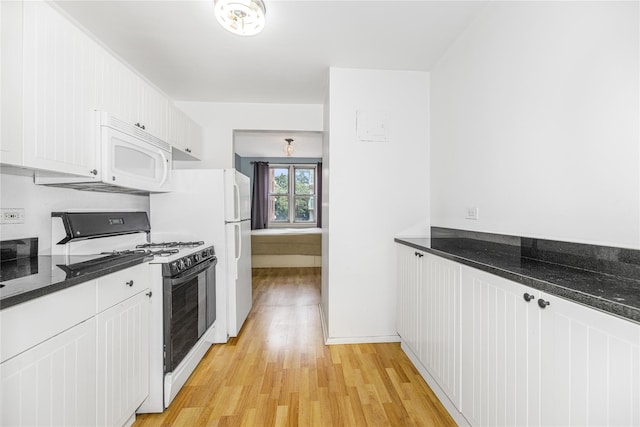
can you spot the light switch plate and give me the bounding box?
[1,208,25,224]
[465,207,479,220]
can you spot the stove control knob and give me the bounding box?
[177,259,185,270]
[171,261,180,272]
[185,257,192,267]
[194,253,201,262]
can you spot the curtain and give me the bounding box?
[316,161,323,228]
[251,161,269,230]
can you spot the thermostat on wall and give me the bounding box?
[356,110,389,142]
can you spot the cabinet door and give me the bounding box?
[0,318,97,427]
[396,244,421,356]
[1,0,24,166]
[168,103,202,160]
[99,54,168,142]
[96,291,150,427]
[140,81,169,141]
[460,266,540,427]
[98,53,143,130]
[540,293,640,426]
[21,1,98,176]
[420,254,461,407]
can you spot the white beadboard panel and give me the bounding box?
[421,254,461,407]
[396,244,421,356]
[540,293,640,426]
[96,291,149,427]
[21,0,98,176]
[0,318,97,427]
[460,266,540,427]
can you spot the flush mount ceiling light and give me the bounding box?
[214,0,266,36]
[283,138,294,156]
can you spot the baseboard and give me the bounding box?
[324,334,401,345]
[252,254,321,268]
[400,340,470,427]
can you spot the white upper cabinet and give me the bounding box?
[21,0,100,176]
[1,0,173,176]
[98,54,168,141]
[0,1,24,166]
[167,103,203,160]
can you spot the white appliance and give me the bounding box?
[150,169,253,340]
[35,112,172,194]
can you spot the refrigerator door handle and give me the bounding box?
[233,182,240,221]
[234,223,241,279]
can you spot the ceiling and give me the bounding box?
[54,0,487,158]
[54,0,488,105]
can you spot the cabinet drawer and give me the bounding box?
[96,263,149,312]
[0,280,96,363]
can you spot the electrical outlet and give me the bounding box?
[465,207,479,220]
[1,208,25,224]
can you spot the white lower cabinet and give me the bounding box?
[460,267,541,426]
[396,242,640,427]
[396,244,462,408]
[0,263,151,427]
[396,244,421,356]
[421,254,461,407]
[539,292,640,426]
[0,318,97,427]
[96,291,150,427]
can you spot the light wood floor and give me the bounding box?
[134,268,455,426]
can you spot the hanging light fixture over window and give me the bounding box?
[283,138,294,157]
[214,0,266,36]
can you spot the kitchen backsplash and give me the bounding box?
[0,172,149,253]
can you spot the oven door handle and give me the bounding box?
[168,258,216,287]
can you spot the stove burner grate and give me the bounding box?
[101,248,180,257]
[136,241,205,250]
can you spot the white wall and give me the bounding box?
[323,67,429,343]
[0,172,148,253]
[431,1,640,248]
[173,102,323,169]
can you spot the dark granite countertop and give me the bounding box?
[0,253,153,310]
[395,230,640,325]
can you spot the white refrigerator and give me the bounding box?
[149,169,253,341]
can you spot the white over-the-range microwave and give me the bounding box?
[35,111,172,194]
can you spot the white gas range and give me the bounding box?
[51,212,218,413]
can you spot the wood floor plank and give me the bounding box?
[134,267,455,426]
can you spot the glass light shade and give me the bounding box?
[283,141,294,156]
[214,0,266,36]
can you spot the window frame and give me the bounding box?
[267,164,317,228]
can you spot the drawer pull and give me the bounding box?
[146,291,152,298]
[126,280,134,287]
[523,293,535,302]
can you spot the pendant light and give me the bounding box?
[214,0,266,36]
[283,138,294,157]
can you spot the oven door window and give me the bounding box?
[167,271,206,372]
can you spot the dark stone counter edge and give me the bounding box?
[0,256,154,310]
[395,238,640,325]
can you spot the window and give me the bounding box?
[268,165,316,226]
